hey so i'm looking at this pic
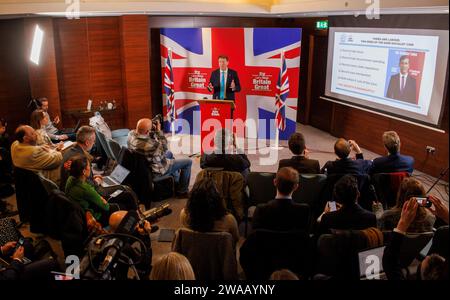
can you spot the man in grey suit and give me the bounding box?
[386,55,417,104]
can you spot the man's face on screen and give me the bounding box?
[218,58,229,71]
[399,58,410,75]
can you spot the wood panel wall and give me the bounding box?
[54,17,125,129]
[120,15,151,129]
[24,18,61,121]
[0,19,31,134]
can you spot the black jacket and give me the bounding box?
[278,155,320,174]
[383,231,407,280]
[209,68,241,100]
[200,153,250,173]
[252,198,310,232]
[318,203,376,235]
[0,259,24,280]
[321,153,372,175]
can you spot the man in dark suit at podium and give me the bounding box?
[386,55,417,104]
[207,55,241,100]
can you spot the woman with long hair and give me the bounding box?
[30,109,63,150]
[378,177,435,232]
[180,177,240,244]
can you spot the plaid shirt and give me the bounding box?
[127,129,173,175]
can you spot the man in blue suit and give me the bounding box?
[370,131,414,174]
[207,55,241,100]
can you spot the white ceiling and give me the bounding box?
[0,0,448,17]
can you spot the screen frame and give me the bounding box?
[324,26,449,129]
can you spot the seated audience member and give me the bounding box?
[180,177,240,245]
[0,239,58,280]
[252,167,310,231]
[108,210,154,279]
[36,97,74,141]
[370,131,414,174]
[150,252,195,280]
[383,199,448,280]
[61,125,96,189]
[269,269,300,280]
[317,175,376,234]
[30,109,63,150]
[128,118,192,197]
[0,241,25,280]
[321,138,372,175]
[0,118,12,180]
[378,177,435,233]
[278,132,320,174]
[61,126,139,216]
[65,155,137,226]
[11,125,62,184]
[200,129,251,180]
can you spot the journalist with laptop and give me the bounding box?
[61,126,138,223]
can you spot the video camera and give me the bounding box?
[79,204,172,280]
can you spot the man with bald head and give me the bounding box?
[127,118,192,197]
[107,210,154,278]
[320,138,372,175]
[11,125,62,184]
[252,167,310,231]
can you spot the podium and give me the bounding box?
[198,99,235,154]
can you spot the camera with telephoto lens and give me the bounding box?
[152,114,163,125]
[140,203,172,225]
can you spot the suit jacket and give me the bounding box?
[321,153,372,175]
[209,68,241,100]
[252,198,310,232]
[386,73,417,104]
[318,203,376,235]
[370,152,414,174]
[278,155,320,174]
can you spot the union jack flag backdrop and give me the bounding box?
[160,28,301,140]
[275,51,289,131]
[164,49,176,123]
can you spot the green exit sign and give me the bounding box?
[316,20,328,30]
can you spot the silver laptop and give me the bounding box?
[101,164,130,187]
[358,246,387,280]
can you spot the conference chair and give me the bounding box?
[320,174,374,213]
[118,148,174,208]
[316,228,384,279]
[14,167,50,234]
[107,138,123,162]
[293,174,327,230]
[244,172,277,235]
[398,231,434,269]
[195,169,245,222]
[371,172,410,209]
[239,229,311,279]
[45,189,87,257]
[172,228,238,280]
[95,129,116,162]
